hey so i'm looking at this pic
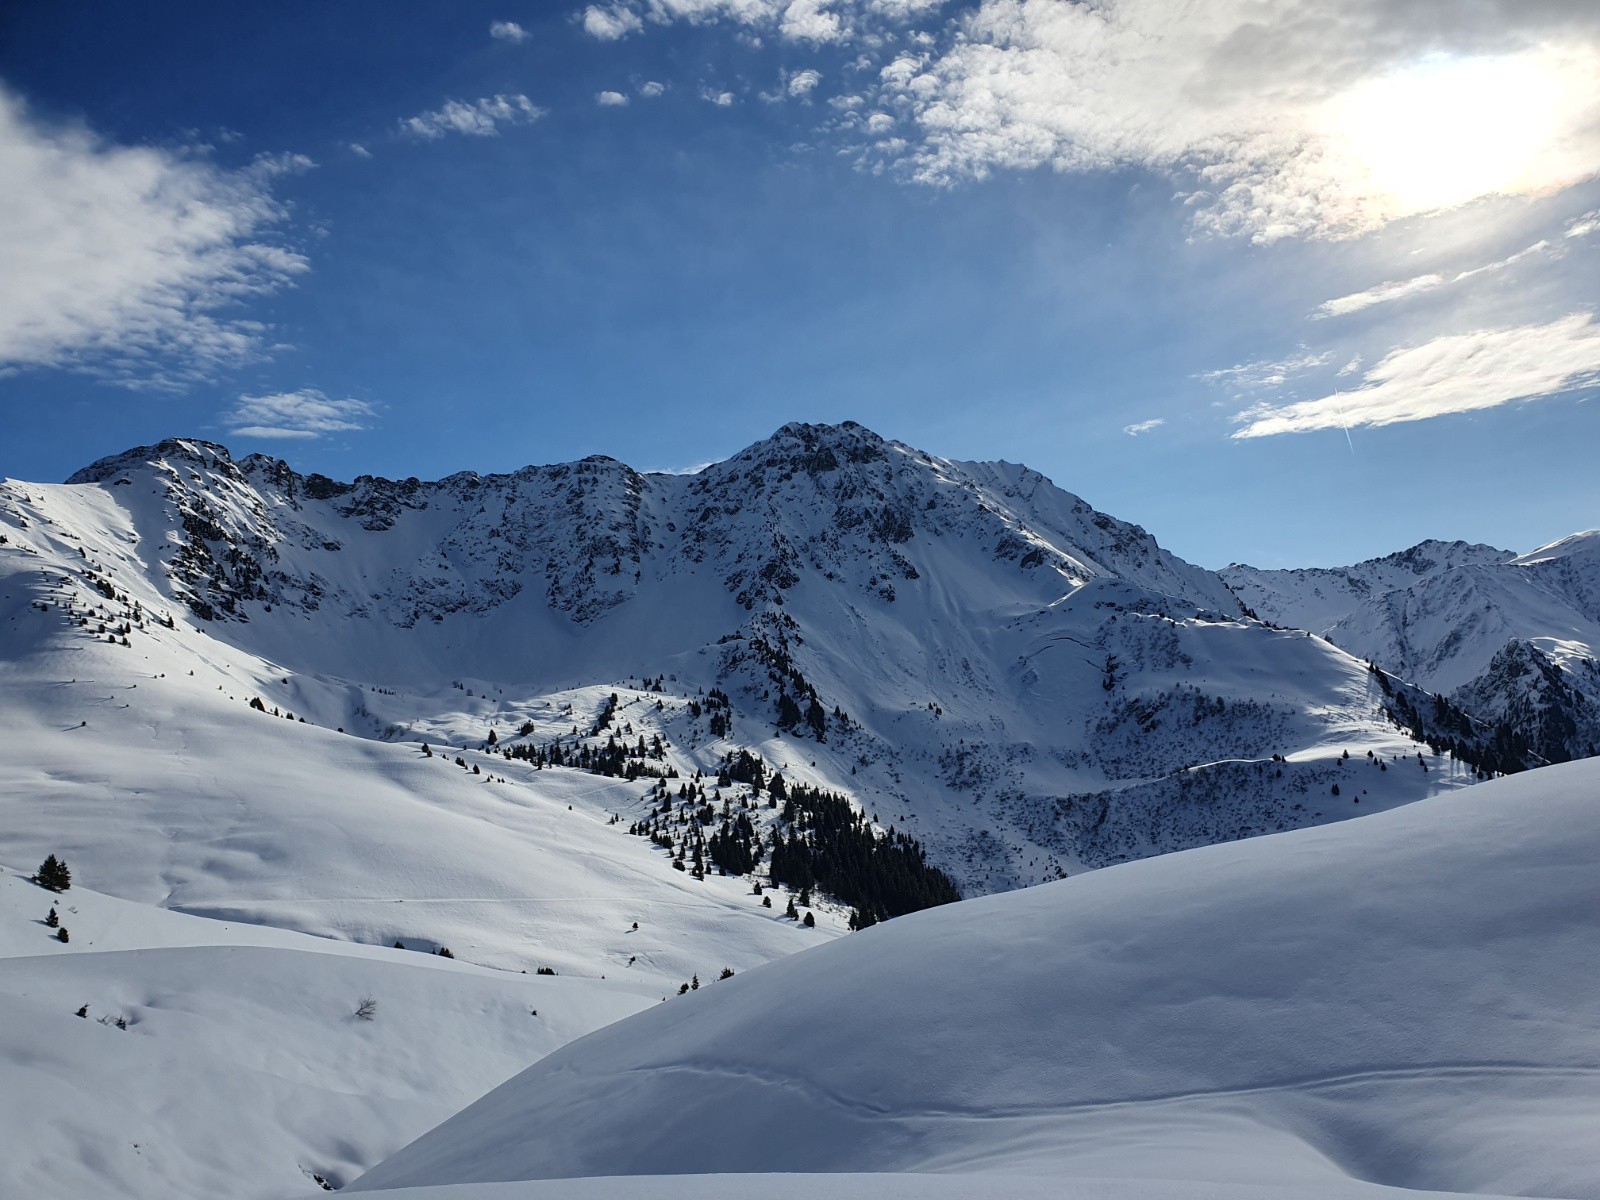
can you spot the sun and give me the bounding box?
[1326,53,1566,217]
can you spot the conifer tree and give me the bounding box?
[36,854,71,892]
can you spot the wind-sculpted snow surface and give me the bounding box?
[351,760,1600,1199]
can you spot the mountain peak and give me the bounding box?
[65,437,236,485]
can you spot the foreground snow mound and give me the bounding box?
[353,759,1600,1198]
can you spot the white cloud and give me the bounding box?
[1123,418,1165,436]
[349,142,373,159]
[576,0,941,45]
[582,4,643,40]
[788,68,823,97]
[1315,274,1446,319]
[865,0,1600,241]
[0,85,309,388]
[639,80,666,98]
[224,389,375,439]
[780,0,844,42]
[489,20,530,42]
[1202,350,1334,393]
[868,0,944,14]
[400,94,543,140]
[1314,237,1565,319]
[1567,211,1599,239]
[597,90,630,107]
[1231,313,1600,438]
[700,86,737,107]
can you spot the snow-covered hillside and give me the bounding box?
[2,423,1478,901]
[350,758,1600,1200]
[0,868,654,1198]
[1224,534,1600,764]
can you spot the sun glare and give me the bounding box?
[1329,53,1565,217]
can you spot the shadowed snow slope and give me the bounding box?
[352,758,1600,1199]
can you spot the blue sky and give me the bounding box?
[1,0,1597,568]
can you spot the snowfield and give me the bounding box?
[350,758,1600,1200]
[0,869,648,1196]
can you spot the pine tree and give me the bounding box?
[36,854,71,892]
[57,927,70,943]
[45,907,59,928]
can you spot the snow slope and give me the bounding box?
[0,500,840,1199]
[352,758,1600,1200]
[0,866,653,1198]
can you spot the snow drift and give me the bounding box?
[353,758,1600,1199]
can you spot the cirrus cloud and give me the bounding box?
[223,389,376,440]
[1230,313,1600,438]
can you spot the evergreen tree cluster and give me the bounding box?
[767,782,959,923]
[627,749,959,924]
[496,728,674,781]
[1371,663,1537,778]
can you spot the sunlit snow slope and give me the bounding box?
[352,758,1600,1200]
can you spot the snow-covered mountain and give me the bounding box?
[1223,534,1600,764]
[350,757,1600,1200]
[5,423,1482,900]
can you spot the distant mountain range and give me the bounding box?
[1224,534,1600,765]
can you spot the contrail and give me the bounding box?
[1333,387,1355,456]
